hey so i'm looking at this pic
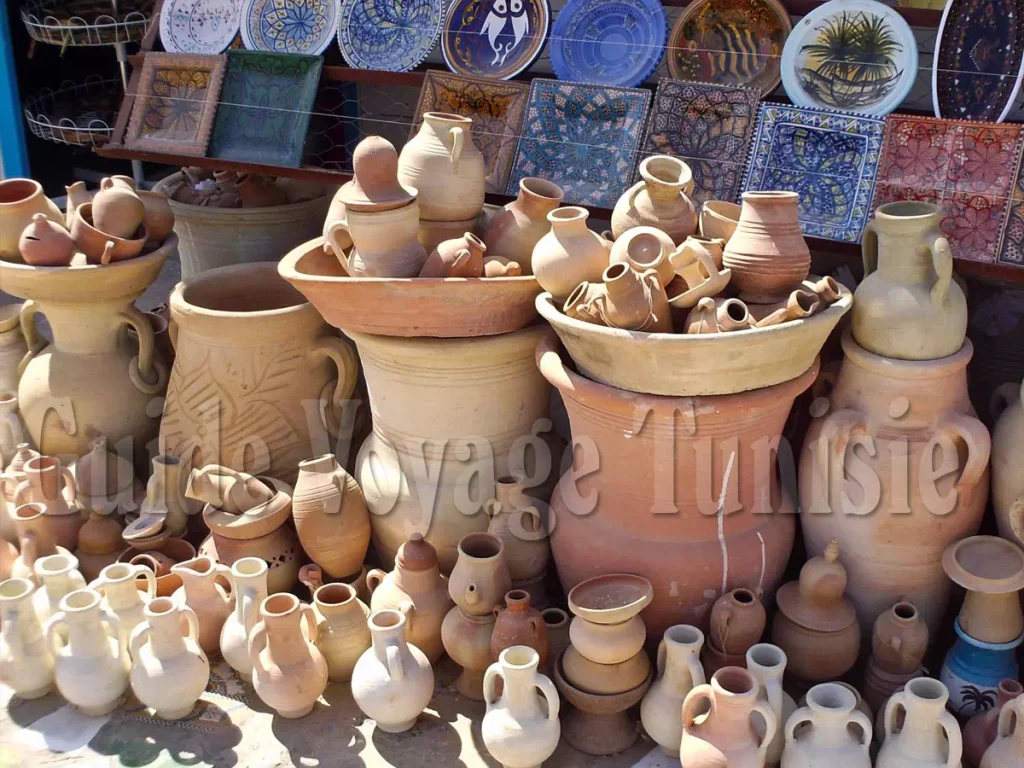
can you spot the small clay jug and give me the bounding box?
[419,232,486,278]
[33,552,87,629]
[608,226,676,287]
[10,501,67,583]
[19,213,75,266]
[872,601,930,676]
[312,583,371,682]
[89,561,155,651]
[483,476,549,582]
[0,577,55,698]
[965,679,1024,767]
[70,435,142,520]
[75,511,125,582]
[685,297,753,334]
[0,393,26,469]
[170,556,234,656]
[641,624,706,756]
[709,588,766,656]
[13,455,80,551]
[482,646,561,768]
[981,693,1024,768]
[64,181,91,225]
[483,256,521,277]
[449,532,512,616]
[491,589,548,666]
[754,290,820,328]
[136,190,175,248]
[876,677,962,768]
[582,263,672,333]
[747,643,797,767]
[667,235,732,309]
[219,557,268,680]
[532,206,610,300]
[611,155,698,243]
[481,177,564,272]
[781,682,873,768]
[92,177,145,239]
[326,201,428,277]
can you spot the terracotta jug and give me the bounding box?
[64,181,92,225]
[311,583,370,682]
[641,624,706,756]
[980,693,1024,768]
[680,666,778,768]
[33,552,87,629]
[129,597,209,719]
[136,190,174,248]
[398,112,486,222]
[482,177,563,272]
[92,177,144,240]
[781,682,872,768]
[249,593,327,718]
[0,576,55,698]
[0,304,28,398]
[992,380,1024,549]
[219,557,268,680]
[161,262,359,483]
[611,155,698,243]
[531,206,611,300]
[13,455,81,551]
[701,200,742,243]
[484,476,550,582]
[747,643,797,767]
[1,443,40,544]
[754,290,820,328]
[449,533,512,616]
[292,454,370,579]
[442,604,498,699]
[965,680,1023,767]
[578,263,672,333]
[709,588,766,656]
[685,297,754,334]
[609,226,677,287]
[45,588,128,715]
[0,178,64,260]
[75,511,125,582]
[170,556,234,656]
[325,201,428,277]
[542,608,569,676]
[482,645,561,768]
[876,678,963,768]
[10,501,67,583]
[419,232,486,278]
[483,256,521,277]
[71,435,142,517]
[90,561,155,651]
[855,202,967,361]
[19,213,75,266]
[866,601,930,711]
[491,589,548,665]
[366,534,453,663]
[723,191,811,303]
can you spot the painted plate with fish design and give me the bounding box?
[338,0,443,72]
[548,0,667,88]
[933,0,1024,122]
[441,0,549,79]
[241,0,338,55]
[781,0,917,116]
[667,0,791,96]
[161,0,240,54]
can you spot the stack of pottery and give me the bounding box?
[875,677,963,768]
[992,379,1023,549]
[964,679,1024,767]
[641,624,706,756]
[484,476,550,606]
[703,588,766,675]
[863,601,929,714]
[12,455,81,551]
[482,178,564,274]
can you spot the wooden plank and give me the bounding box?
[109,62,143,146]
[140,0,164,52]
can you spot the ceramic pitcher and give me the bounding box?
[90,561,156,652]
[0,577,55,698]
[32,552,86,628]
[482,178,564,272]
[311,583,370,682]
[491,589,548,665]
[9,501,64,583]
[13,455,81,551]
[747,643,797,768]
[219,557,268,680]
[641,624,706,756]
[611,155,698,243]
[171,556,234,656]
[855,202,968,361]
[484,476,549,582]
[325,201,427,278]
[981,694,1024,768]
[876,678,963,768]
[781,682,872,768]
[0,303,28,395]
[449,533,512,616]
[398,112,485,222]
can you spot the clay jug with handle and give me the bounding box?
[781,682,872,768]
[90,561,156,651]
[33,552,86,629]
[611,155,698,243]
[14,455,80,551]
[311,583,370,683]
[747,643,797,767]
[980,693,1024,768]
[641,624,706,756]
[219,557,268,681]
[398,112,485,222]
[876,677,963,768]
[0,576,55,698]
[170,556,234,656]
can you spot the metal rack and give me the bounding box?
[23,75,120,147]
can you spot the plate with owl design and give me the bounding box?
[338,0,443,71]
[441,0,549,79]
[161,0,240,54]
[241,0,338,55]
[549,0,667,87]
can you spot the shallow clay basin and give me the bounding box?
[567,573,654,624]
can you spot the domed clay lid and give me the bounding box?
[202,477,291,541]
[337,135,415,211]
[943,536,1024,594]
[397,533,438,571]
[776,540,857,632]
[568,573,654,625]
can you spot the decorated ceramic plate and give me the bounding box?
[933,0,1024,122]
[241,0,338,55]
[548,0,667,88]
[667,0,791,95]
[781,0,917,116]
[338,0,443,71]
[441,0,550,79]
[160,0,240,54]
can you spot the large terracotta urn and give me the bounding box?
[799,330,990,635]
[538,335,811,639]
[992,380,1023,549]
[398,112,485,223]
[161,262,359,483]
[353,325,553,572]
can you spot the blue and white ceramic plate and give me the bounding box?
[338,0,443,72]
[241,0,338,55]
[549,0,667,88]
[441,0,550,79]
[160,0,240,54]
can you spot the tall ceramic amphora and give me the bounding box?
[611,155,698,243]
[641,624,706,756]
[482,178,564,272]
[781,682,872,768]
[293,454,370,579]
[876,677,963,768]
[0,577,55,698]
[90,561,156,651]
[747,643,797,767]
[992,380,1024,549]
[219,557,268,680]
[855,202,967,361]
[171,556,234,656]
[981,694,1024,768]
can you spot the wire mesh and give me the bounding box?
[23,76,121,146]
[21,0,154,47]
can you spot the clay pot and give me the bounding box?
[311,583,370,682]
[0,179,64,261]
[484,476,550,582]
[90,561,156,653]
[569,613,646,665]
[723,192,811,303]
[325,200,428,277]
[964,679,1024,768]
[943,535,1024,645]
[0,305,28,398]
[747,643,797,767]
[667,236,732,309]
[563,280,606,324]
[876,678,963,768]
[992,381,1023,549]
[218,557,268,680]
[799,330,990,634]
[442,605,498,699]
[483,256,521,277]
[10,501,67,583]
[855,202,967,361]
[13,456,81,551]
[685,297,753,334]
[482,646,561,768]
[33,552,87,629]
[187,465,273,515]
[419,232,486,278]
[612,155,698,243]
[754,290,820,328]
[482,177,563,273]
[449,532,512,616]
[543,607,570,678]
[609,226,676,287]
[601,263,673,333]
[709,588,766,656]
[980,693,1024,768]
[235,174,289,208]
[700,201,741,243]
[70,436,144,519]
[871,601,930,676]
[333,135,415,214]
[782,682,872,768]
[76,518,124,584]
[941,618,1021,718]
[70,203,148,264]
[142,455,198,538]
[170,556,234,656]
[136,190,174,248]
[641,624,706,756]
[249,593,328,718]
[199,523,301,596]
[0,540,15,580]
[491,589,548,666]
[0,577,55,698]
[531,207,610,300]
[64,181,92,225]
[92,177,145,240]
[19,214,74,266]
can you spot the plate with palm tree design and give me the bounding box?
[781,0,917,116]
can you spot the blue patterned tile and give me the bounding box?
[742,103,885,243]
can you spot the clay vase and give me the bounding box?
[89,561,156,652]
[398,112,486,222]
[64,181,92,225]
[700,201,742,243]
[136,190,174,248]
[943,535,1024,645]
[71,436,144,520]
[685,297,754,334]
[443,605,498,699]
[781,682,873,768]
[74,512,125,582]
[0,577,55,698]
[723,191,811,303]
[92,177,145,240]
[491,589,549,666]
[980,694,1024,768]
[45,588,128,715]
[292,454,370,579]
[13,455,81,551]
[854,202,967,361]
[484,476,550,582]
[482,645,561,768]
[640,624,706,756]
[799,330,990,635]
[419,232,486,278]
[941,616,1022,718]
[0,178,64,260]
[992,381,1024,549]
[609,226,677,287]
[249,593,328,718]
[864,601,930,713]
[449,533,512,616]
[310,583,370,683]
[325,201,428,277]
[10,501,68,583]
[483,256,522,277]
[611,155,698,243]
[747,643,798,768]
[876,677,963,768]
[680,666,778,768]
[141,455,197,537]
[161,262,359,483]
[170,556,234,656]
[542,607,570,677]
[482,177,564,273]
[531,206,611,300]
[0,304,28,398]
[19,213,75,266]
[709,588,766,656]
[964,680,1024,767]
[218,557,268,680]
[561,645,651,696]
[129,597,209,719]
[33,552,87,629]
[594,263,673,333]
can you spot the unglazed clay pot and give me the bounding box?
[854,202,967,361]
[443,603,498,699]
[865,601,929,712]
[92,177,145,240]
[70,203,148,264]
[491,589,548,666]
[161,262,359,483]
[611,155,698,243]
[32,552,87,629]
[141,455,197,537]
[641,624,706,756]
[10,501,68,583]
[13,455,81,551]
[588,263,673,333]
[187,465,274,514]
[0,179,64,261]
[992,380,1024,549]
[0,304,28,397]
[700,201,741,243]
[398,112,485,222]
[325,201,428,278]
[981,694,1024,768]
[543,607,570,678]
[171,556,234,656]
[419,232,486,278]
[753,290,820,328]
[609,226,676,287]
[482,178,563,273]
[709,588,766,656]
[64,181,91,226]
[876,678,963,768]
[0,577,55,698]
[964,680,1024,768]
[781,683,872,768]
[0,398,29,489]
[483,256,522,277]
[90,561,156,653]
[685,297,753,334]
[71,436,144,520]
[723,192,811,303]
[799,330,990,634]
[484,476,550,582]
[219,557,268,681]
[449,533,512,616]
[562,645,651,696]
[331,135,414,217]
[539,335,811,638]
[311,583,370,683]
[19,214,74,266]
[943,535,1024,645]
[747,643,797,768]
[531,207,610,300]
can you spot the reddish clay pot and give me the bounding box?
[537,335,813,639]
[490,589,549,666]
[708,588,765,656]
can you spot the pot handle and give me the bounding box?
[655,638,666,676]
[386,643,405,683]
[133,564,157,599]
[247,621,268,675]
[682,684,714,731]
[60,466,77,507]
[181,605,201,644]
[1011,496,1024,544]
[784,705,812,746]
[861,220,878,278]
[883,690,906,741]
[300,604,318,645]
[536,672,560,721]
[998,698,1020,740]
[627,181,644,211]
[939,710,963,768]
[44,611,68,658]
[937,412,991,492]
[929,233,954,308]
[17,300,47,377]
[365,568,386,596]
[449,126,464,171]
[846,708,873,753]
[120,306,168,395]
[685,653,705,689]
[299,564,324,595]
[989,381,1021,423]
[751,701,777,758]
[482,661,502,706]
[308,336,359,438]
[214,563,235,600]
[325,220,353,273]
[12,479,30,507]
[128,620,151,660]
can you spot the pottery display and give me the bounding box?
[491,589,548,666]
[700,201,742,243]
[482,178,564,273]
[161,262,359,483]
[0,178,64,261]
[854,202,967,361]
[640,624,706,756]
[864,601,929,713]
[608,226,676,287]
[943,535,1024,644]
[89,561,156,652]
[0,577,55,698]
[310,583,370,683]
[722,192,811,303]
[10,501,70,583]
[482,645,561,768]
[941,618,1022,718]
[980,693,1024,768]
[325,200,428,278]
[484,477,550,582]
[667,236,732,310]
[685,297,754,334]
[19,214,74,266]
[142,455,199,537]
[611,155,698,243]
[219,557,268,681]
[13,455,81,551]
[45,588,128,715]
[0,304,28,397]
[249,593,328,719]
[709,588,766,657]
[876,678,963,768]
[170,556,234,656]
[129,597,209,719]
[992,380,1023,549]
[964,679,1024,767]
[419,232,487,278]
[32,552,87,629]
[800,330,990,634]
[781,682,872,768]
[531,207,611,300]
[747,643,797,767]
[443,605,498,699]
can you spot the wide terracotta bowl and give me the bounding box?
[536,279,851,396]
[279,237,541,337]
[568,573,654,624]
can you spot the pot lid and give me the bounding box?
[337,135,415,212]
[397,533,437,571]
[202,478,291,541]
[775,541,857,632]
[943,536,1024,594]
[567,573,653,625]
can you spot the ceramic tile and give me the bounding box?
[742,103,885,243]
[507,79,650,209]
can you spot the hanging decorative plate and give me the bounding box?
[441,0,549,79]
[338,0,443,72]
[548,0,667,88]
[781,0,917,116]
[666,0,791,96]
[241,0,338,55]
[160,0,240,54]
[932,0,1024,122]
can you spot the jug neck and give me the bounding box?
[103,577,142,611]
[516,179,563,221]
[371,621,408,668]
[500,658,543,716]
[265,611,309,665]
[299,454,338,476]
[872,212,942,276]
[148,609,188,657]
[66,604,110,657]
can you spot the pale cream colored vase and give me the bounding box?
[641,624,706,756]
[171,556,234,656]
[0,577,55,698]
[748,643,798,768]
[876,678,962,768]
[981,694,1024,768]
[32,552,86,629]
[250,593,327,718]
[219,557,268,680]
[531,207,610,301]
[992,381,1024,549]
[781,682,872,768]
[311,583,370,682]
[90,561,156,653]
